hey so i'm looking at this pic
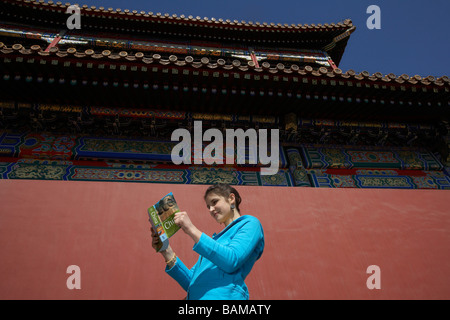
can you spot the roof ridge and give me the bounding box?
[12,0,353,30]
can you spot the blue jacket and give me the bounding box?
[165,215,264,300]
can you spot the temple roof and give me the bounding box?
[1,41,449,123]
[0,0,449,123]
[0,0,355,65]
[2,0,353,31]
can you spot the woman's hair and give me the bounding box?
[204,183,242,213]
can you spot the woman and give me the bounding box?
[151,183,265,300]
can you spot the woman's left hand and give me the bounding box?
[174,211,202,243]
[174,211,193,232]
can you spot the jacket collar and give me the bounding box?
[212,215,247,239]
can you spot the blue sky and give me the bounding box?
[76,0,449,78]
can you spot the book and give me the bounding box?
[147,192,181,252]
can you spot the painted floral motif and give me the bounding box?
[81,138,174,155]
[189,167,239,185]
[292,168,311,187]
[321,148,349,168]
[260,170,289,186]
[356,176,412,188]
[347,150,398,164]
[9,164,67,180]
[70,167,185,182]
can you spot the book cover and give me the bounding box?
[147,192,181,252]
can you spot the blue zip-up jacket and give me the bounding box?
[165,215,264,300]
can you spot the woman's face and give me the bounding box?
[205,192,234,225]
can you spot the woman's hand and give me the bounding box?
[173,211,194,233]
[174,211,202,243]
[150,227,174,261]
[150,226,162,252]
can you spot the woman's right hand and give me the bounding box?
[150,227,174,261]
[150,227,162,252]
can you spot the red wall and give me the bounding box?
[0,180,449,299]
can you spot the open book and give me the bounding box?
[147,192,181,252]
